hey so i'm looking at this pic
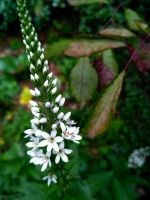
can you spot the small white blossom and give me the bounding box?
[48,72,53,79]
[38,130,63,152]
[57,112,64,119]
[34,73,39,80]
[29,100,38,107]
[43,174,57,186]
[31,106,40,113]
[30,74,35,81]
[37,59,42,66]
[52,124,57,129]
[43,66,48,73]
[52,78,57,85]
[54,142,72,164]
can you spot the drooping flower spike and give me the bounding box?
[16,0,82,185]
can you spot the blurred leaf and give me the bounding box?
[65,39,125,57]
[135,21,149,33]
[0,56,18,73]
[113,178,130,200]
[86,171,113,195]
[45,39,71,59]
[34,0,44,17]
[16,181,59,200]
[70,57,98,106]
[88,70,125,137]
[67,0,110,6]
[99,27,136,38]
[70,181,93,200]
[125,9,148,32]
[0,74,20,103]
[19,86,32,106]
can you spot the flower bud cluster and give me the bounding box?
[17,0,82,186]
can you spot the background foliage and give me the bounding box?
[0,0,150,199]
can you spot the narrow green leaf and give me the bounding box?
[88,70,125,137]
[70,57,98,106]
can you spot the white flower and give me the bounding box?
[48,72,53,79]
[26,138,40,151]
[43,66,48,73]
[43,174,57,186]
[39,152,51,172]
[38,130,63,152]
[52,124,57,129]
[54,142,72,164]
[60,122,81,143]
[32,111,40,118]
[37,59,42,66]
[30,74,35,81]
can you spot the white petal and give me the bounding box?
[60,122,66,132]
[51,130,57,137]
[51,87,57,94]
[35,88,41,96]
[29,100,38,107]
[64,149,72,154]
[61,153,68,162]
[26,142,35,148]
[55,136,63,143]
[24,129,34,135]
[44,80,49,87]
[38,140,48,147]
[47,144,52,152]
[41,162,48,172]
[55,154,60,164]
[30,89,35,96]
[47,178,52,186]
[59,141,64,149]
[74,135,82,141]
[53,143,59,152]
[52,124,57,129]
[52,107,59,113]
[52,78,57,85]
[42,132,50,139]
[31,107,40,112]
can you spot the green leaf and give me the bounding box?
[34,0,44,17]
[70,181,94,200]
[99,27,136,38]
[102,49,118,76]
[67,0,110,6]
[0,74,20,103]
[86,171,113,195]
[65,39,125,57]
[70,57,98,106]
[0,56,18,73]
[113,178,130,200]
[88,71,125,137]
[45,39,71,59]
[125,8,144,31]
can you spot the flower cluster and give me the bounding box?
[17,0,82,186]
[128,146,150,168]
